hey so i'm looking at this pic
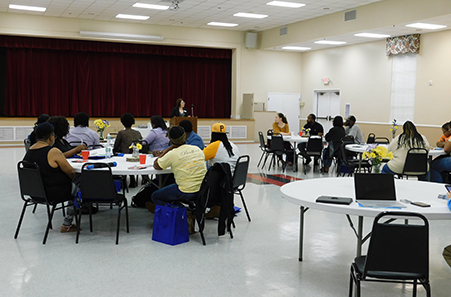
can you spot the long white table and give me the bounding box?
[280,177,451,261]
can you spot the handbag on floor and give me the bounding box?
[152,204,189,246]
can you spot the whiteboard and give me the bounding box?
[267,92,301,132]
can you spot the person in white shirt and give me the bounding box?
[344,115,365,144]
[65,112,100,148]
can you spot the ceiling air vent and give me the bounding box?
[280,27,288,36]
[344,10,356,22]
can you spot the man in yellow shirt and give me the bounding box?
[151,126,207,206]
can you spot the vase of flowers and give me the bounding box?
[94,119,110,140]
[129,142,142,158]
[302,128,311,137]
[362,144,393,173]
[390,119,398,139]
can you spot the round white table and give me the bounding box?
[281,177,451,261]
[345,144,447,158]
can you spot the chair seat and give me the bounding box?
[354,255,426,280]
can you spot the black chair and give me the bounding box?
[401,148,429,179]
[15,161,73,244]
[367,133,376,144]
[232,155,251,222]
[338,143,372,177]
[24,138,31,152]
[374,136,390,144]
[302,136,323,174]
[76,162,129,244]
[257,131,273,169]
[349,211,430,297]
[269,135,292,171]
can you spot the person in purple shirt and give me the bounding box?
[179,120,204,150]
[144,115,170,155]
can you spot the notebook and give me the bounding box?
[354,173,406,208]
[316,196,353,205]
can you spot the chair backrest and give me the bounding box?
[403,148,429,176]
[258,131,266,149]
[342,135,355,146]
[24,138,31,152]
[17,161,47,202]
[306,136,323,153]
[267,129,274,136]
[367,133,376,144]
[339,143,351,165]
[363,211,429,279]
[270,135,285,153]
[374,137,390,144]
[232,155,250,190]
[81,163,117,200]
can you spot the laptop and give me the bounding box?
[354,173,406,208]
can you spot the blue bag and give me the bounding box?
[152,204,189,246]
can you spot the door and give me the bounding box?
[267,92,301,132]
[315,91,341,132]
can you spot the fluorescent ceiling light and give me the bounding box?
[314,40,346,45]
[116,14,150,20]
[354,33,391,38]
[80,31,164,41]
[233,12,268,19]
[282,46,311,51]
[266,1,306,8]
[9,4,46,12]
[207,22,239,27]
[132,3,169,10]
[406,23,447,30]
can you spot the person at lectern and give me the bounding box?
[170,98,190,118]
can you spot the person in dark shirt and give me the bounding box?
[28,114,50,146]
[298,114,324,164]
[322,116,345,173]
[170,98,190,118]
[48,116,87,158]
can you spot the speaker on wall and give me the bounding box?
[245,32,258,49]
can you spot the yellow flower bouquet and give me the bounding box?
[129,142,143,157]
[390,119,398,139]
[362,144,393,173]
[93,119,110,140]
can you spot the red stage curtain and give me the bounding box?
[1,35,231,118]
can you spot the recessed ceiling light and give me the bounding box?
[116,14,150,20]
[233,12,268,19]
[9,4,46,12]
[314,40,346,45]
[266,1,306,8]
[282,46,311,51]
[207,22,239,27]
[354,33,391,38]
[132,3,169,10]
[406,23,447,30]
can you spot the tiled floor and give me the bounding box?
[1,144,450,296]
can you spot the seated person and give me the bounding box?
[48,116,86,158]
[382,121,430,175]
[436,122,451,148]
[203,123,240,173]
[144,115,170,155]
[151,126,207,207]
[344,115,365,144]
[28,114,50,146]
[298,113,324,164]
[322,116,345,173]
[65,112,101,148]
[23,122,78,232]
[272,112,293,166]
[443,192,451,268]
[113,113,142,153]
[179,119,204,150]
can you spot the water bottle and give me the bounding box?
[106,133,112,158]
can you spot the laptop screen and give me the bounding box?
[354,173,396,201]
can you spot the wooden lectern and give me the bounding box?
[169,117,198,133]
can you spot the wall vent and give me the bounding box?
[198,125,247,140]
[0,126,33,141]
[344,10,357,22]
[198,126,211,139]
[280,27,288,36]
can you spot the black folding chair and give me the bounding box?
[367,133,376,144]
[302,136,323,174]
[269,135,292,171]
[15,161,73,244]
[232,155,251,222]
[24,138,31,152]
[349,211,430,297]
[76,162,129,244]
[401,148,429,179]
[257,131,272,169]
[338,143,372,177]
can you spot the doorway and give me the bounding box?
[313,90,341,132]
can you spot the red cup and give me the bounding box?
[82,150,89,161]
[299,131,303,136]
[139,154,147,165]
